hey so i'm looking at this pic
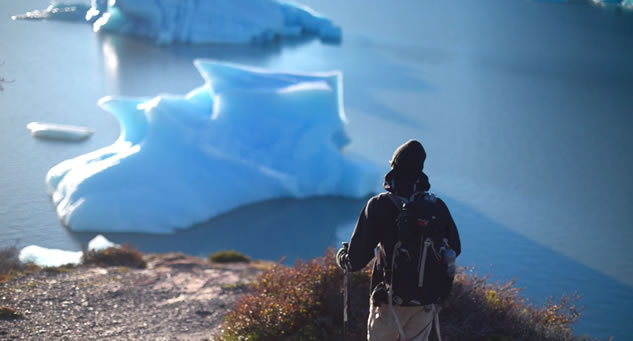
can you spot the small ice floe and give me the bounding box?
[87,234,118,251]
[27,122,95,141]
[18,234,119,267]
[11,2,90,22]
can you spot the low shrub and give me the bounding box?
[441,269,582,341]
[82,244,146,269]
[209,250,251,264]
[220,249,584,341]
[220,248,369,340]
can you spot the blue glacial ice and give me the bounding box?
[46,60,381,234]
[89,0,342,44]
[19,235,118,267]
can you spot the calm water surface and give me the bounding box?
[1,0,632,338]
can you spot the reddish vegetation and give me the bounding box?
[221,248,584,341]
[82,244,147,269]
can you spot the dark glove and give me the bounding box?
[336,242,351,271]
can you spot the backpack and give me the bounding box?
[375,192,456,306]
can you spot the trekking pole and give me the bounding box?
[342,242,349,341]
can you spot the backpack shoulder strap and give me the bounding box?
[384,192,407,209]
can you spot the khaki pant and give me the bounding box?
[367,303,436,341]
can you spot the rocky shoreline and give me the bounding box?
[0,253,271,340]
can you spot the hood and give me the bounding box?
[383,139,430,195]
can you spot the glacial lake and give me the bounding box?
[1,0,632,339]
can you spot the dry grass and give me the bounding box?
[220,249,587,341]
[41,264,77,274]
[82,244,147,269]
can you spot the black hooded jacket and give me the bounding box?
[343,140,461,294]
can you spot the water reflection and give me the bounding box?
[96,33,319,96]
[70,196,367,263]
[95,31,430,127]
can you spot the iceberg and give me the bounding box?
[11,2,90,22]
[46,60,381,234]
[90,0,342,44]
[537,0,633,9]
[27,122,95,141]
[19,234,118,267]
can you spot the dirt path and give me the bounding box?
[0,253,269,340]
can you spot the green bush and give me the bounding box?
[220,249,584,341]
[82,244,146,269]
[209,250,251,264]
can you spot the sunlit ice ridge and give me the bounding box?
[45,60,382,234]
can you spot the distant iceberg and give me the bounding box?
[19,234,118,267]
[11,2,90,21]
[46,60,381,234]
[536,0,632,9]
[14,0,342,44]
[89,0,342,44]
[27,122,95,141]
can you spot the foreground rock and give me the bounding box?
[0,253,270,340]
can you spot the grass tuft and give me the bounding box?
[209,250,251,264]
[41,264,77,274]
[82,244,146,269]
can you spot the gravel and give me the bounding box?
[0,253,268,340]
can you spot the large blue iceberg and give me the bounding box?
[46,60,381,233]
[88,0,342,44]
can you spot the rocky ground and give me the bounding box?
[0,253,271,340]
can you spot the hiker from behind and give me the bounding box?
[336,139,461,341]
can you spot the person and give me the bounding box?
[336,139,461,341]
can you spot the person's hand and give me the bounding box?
[336,242,350,271]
